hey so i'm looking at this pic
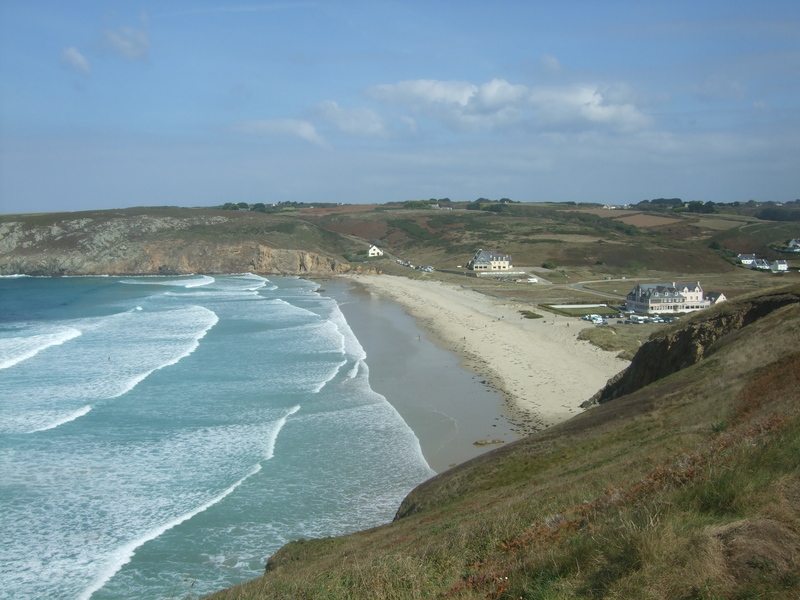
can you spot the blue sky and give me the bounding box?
[1,1,798,214]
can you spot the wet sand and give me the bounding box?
[320,279,519,473]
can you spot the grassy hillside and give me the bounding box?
[294,203,799,289]
[4,203,796,286]
[207,284,800,600]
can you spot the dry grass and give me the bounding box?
[577,323,657,360]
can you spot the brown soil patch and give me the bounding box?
[616,214,683,228]
[563,209,640,217]
[299,204,381,215]
[713,518,800,586]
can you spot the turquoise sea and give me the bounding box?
[0,274,435,600]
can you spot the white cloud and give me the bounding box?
[60,47,91,77]
[312,100,387,137]
[233,119,329,147]
[102,26,150,61]
[529,85,652,131]
[367,78,651,133]
[368,79,477,108]
[540,53,561,73]
[471,79,529,112]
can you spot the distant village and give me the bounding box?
[376,245,800,323]
[367,239,800,324]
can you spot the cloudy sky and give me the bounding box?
[1,1,798,214]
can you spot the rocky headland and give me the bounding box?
[0,208,351,277]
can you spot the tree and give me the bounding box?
[686,201,715,214]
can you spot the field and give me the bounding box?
[614,213,683,227]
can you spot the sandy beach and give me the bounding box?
[339,274,629,435]
[322,279,519,473]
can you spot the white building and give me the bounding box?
[467,249,512,271]
[737,253,757,265]
[751,259,771,270]
[771,260,789,272]
[367,245,384,257]
[626,282,712,314]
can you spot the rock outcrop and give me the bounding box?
[0,211,351,276]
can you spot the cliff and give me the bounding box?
[0,208,351,276]
[209,283,800,600]
[586,284,800,405]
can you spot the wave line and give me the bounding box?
[28,405,93,433]
[76,462,261,600]
[76,404,300,600]
[0,328,82,370]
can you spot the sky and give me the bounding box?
[1,1,799,214]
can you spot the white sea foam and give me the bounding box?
[102,307,219,402]
[119,275,214,287]
[312,359,348,393]
[265,405,300,458]
[28,405,92,433]
[76,463,262,600]
[0,305,220,434]
[74,405,299,600]
[328,302,367,363]
[184,275,215,287]
[0,326,82,370]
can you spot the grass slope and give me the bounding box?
[207,284,800,600]
[297,205,769,278]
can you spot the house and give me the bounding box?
[707,292,727,305]
[625,282,711,314]
[736,253,757,265]
[751,259,771,270]
[367,245,384,257]
[467,249,512,271]
[787,239,800,252]
[771,260,789,272]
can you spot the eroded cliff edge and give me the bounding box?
[584,284,800,406]
[0,208,351,276]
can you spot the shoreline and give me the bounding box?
[319,278,519,473]
[336,273,630,436]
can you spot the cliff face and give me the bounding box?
[0,211,351,276]
[587,285,800,405]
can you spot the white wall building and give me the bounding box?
[771,260,789,272]
[368,245,384,257]
[467,249,512,271]
[626,282,713,314]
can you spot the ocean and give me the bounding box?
[0,274,436,600]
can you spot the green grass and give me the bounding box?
[519,310,544,319]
